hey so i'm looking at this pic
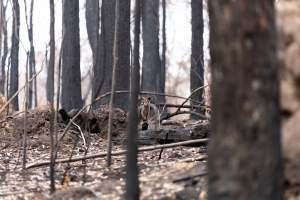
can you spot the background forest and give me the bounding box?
[0,0,210,110]
[0,0,299,200]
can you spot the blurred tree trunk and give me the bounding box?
[161,0,166,99]
[24,0,36,108]
[61,0,83,111]
[85,0,99,103]
[94,0,130,110]
[208,1,283,200]
[142,0,163,102]
[0,1,8,95]
[85,0,99,63]
[0,0,2,67]
[91,0,114,105]
[46,0,55,104]
[9,0,20,111]
[190,0,204,119]
[125,0,141,198]
[114,0,130,110]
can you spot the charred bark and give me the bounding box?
[61,0,83,111]
[125,0,141,198]
[160,0,166,103]
[92,0,114,107]
[9,0,20,110]
[0,2,8,95]
[46,0,55,104]
[94,0,130,110]
[141,0,162,102]
[190,0,204,119]
[24,0,36,108]
[208,1,283,199]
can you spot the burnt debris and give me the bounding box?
[58,108,101,134]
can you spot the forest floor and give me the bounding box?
[0,106,208,200]
[1,106,299,200]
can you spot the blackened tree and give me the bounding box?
[9,0,20,110]
[208,0,283,199]
[190,0,204,119]
[61,0,83,111]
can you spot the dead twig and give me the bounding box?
[26,138,209,169]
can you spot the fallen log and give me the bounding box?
[26,138,209,169]
[138,123,210,145]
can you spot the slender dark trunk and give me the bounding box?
[190,0,204,119]
[24,0,36,108]
[160,0,166,103]
[125,0,141,199]
[0,2,8,95]
[106,0,120,167]
[208,1,283,199]
[0,0,2,66]
[48,0,55,193]
[46,0,55,104]
[85,0,99,62]
[61,0,83,111]
[9,0,20,111]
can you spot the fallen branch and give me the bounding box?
[161,110,209,122]
[172,171,208,183]
[26,138,209,169]
[138,124,209,144]
[94,90,204,105]
[156,103,210,109]
[152,155,208,168]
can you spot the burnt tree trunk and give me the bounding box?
[94,0,130,110]
[92,0,115,104]
[9,0,20,111]
[46,0,55,104]
[48,0,55,189]
[190,0,204,119]
[85,0,99,103]
[61,0,83,111]
[24,0,36,108]
[0,0,2,67]
[85,0,99,64]
[208,1,283,200]
[141,0,162,102]
[114,0,130,110]
[161,0,166,101]
[125,0,141,198]
[0,2,7,95]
